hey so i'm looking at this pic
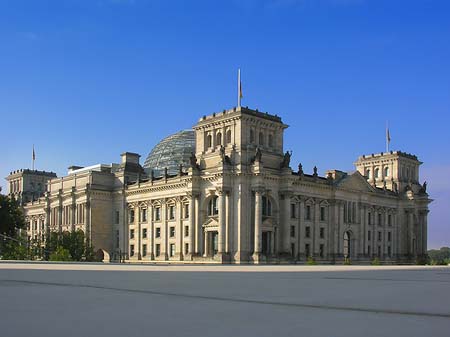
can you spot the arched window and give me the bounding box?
[384,167,389,177]
[216,132,222,146]
[250,129,255,143]
[375,168,380,179]
[262,196,272,216]
[208,196,218,216]
[259,132,264,146]
[206,134,212,148]
[268,134,274,147]
[366,169,371,179]
[226,130,232,144]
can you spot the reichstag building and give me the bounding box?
[6,106,431,263]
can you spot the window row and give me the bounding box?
[368,212,393,226]
[368,230,392,242]
[290,243,326,258]
[290,204,327,221]
[205,129,232,148]
[129,226,190,240]
[366,166,390,179]
[249,129,275,148]
[290,226,326,239]
[129,243,190,258]
[367,245,392,257]
[128,204,190,223]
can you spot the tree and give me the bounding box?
[428,247,450,265]
[49,246,72,261]
[0,194,26,237]
[0,194,27,259]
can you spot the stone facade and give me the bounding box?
[7,106,431,264]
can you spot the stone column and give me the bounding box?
[298,198,304,259]
[253,190,262,258]
[281,193,291,255]
[195,196,201,255]
[134,204,141,260]
[188,196,195,256]
[422,211,428,256]
[225,191,230,254]
[177,199,183,260]
[218,190,226,254]
[150,205,155,260]
[160,200,168,260]
[204,231,209,257]
[270,231,275,255]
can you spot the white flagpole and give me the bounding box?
[237,68,241,108]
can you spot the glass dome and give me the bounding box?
[143,130,196,177]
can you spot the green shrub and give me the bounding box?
[49,247,72,262]
[344,258,352,265]
[306,256,317,265]
[371,257,381,266]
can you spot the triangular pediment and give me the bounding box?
[336,171,376,193]
[203,217,219,228]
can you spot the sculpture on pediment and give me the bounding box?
[313,166,318,177]
[189,152,200,170]
[298,163,303,175]
[255,147,262,163]
[280,151,292,169]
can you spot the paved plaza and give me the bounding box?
[0,263,449,337]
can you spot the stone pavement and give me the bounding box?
[0,263,449,337]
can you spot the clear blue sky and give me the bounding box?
[1,0,449,248]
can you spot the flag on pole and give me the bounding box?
[240,80,243,99]
[386,124,391,153]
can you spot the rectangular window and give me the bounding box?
[290,226,295,237]
[378,246,381,257]
[130,244,135,257]
[306,205,311,220]
[378,213,382,226]
[170,243,176,257]
[115,211,120,224]
[368,230,371,241]
[291,204,296,219]
[291,243,295,257]
[130,229,135,240]
[142,208,147,222]
[305,226,311,238]
[305,244,310,257]
[368,212,372,225]
[170,226,175,237]
[319,244,324,258]
[142,228,147,239]
[155,244,161,257]
[378,231,382,241]
[184,204,189,219]
[184,226,189,237]
[388,232,392,242]
[185,243,189,255]
[320,207,325,221]
[129,209,135,223]
[142,244,147,257]
[116,230,120,248]
[169,205,175,220]
[388,246,392,257]
[155,207,161,221]
[155,227,161,238]
[368,245,371,255]
[388,214,392,226]
[320,227,325,239]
